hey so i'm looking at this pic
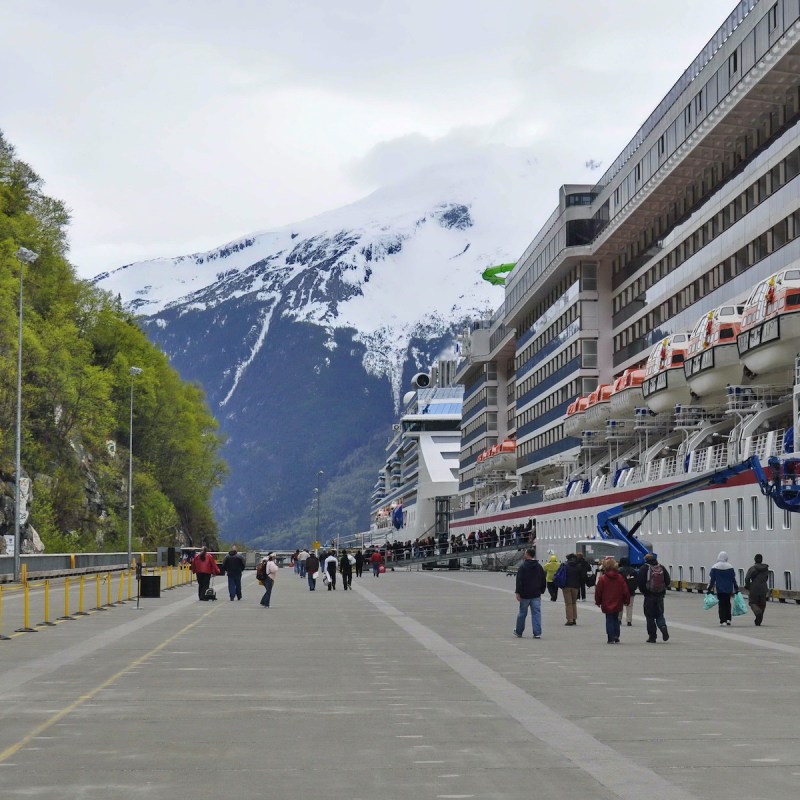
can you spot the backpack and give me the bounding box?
[623,569,638,594]
[552,563,567,588]
[256,561,267,581]
[645,564,666,593]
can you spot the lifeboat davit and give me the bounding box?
[609,368,646,416]
[642,333,691,413]
[737,267,800,381]
[563,396,589,436]
[684,304,744,398]
[583,384,614,429]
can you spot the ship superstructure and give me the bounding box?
[454,0,800,584]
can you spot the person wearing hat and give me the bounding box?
[637,552,671,643]
[260,553,279,607]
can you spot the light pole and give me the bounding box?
[127,366,143,569]
[13,247,38,583]
[315,469,323,544]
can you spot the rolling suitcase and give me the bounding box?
[204,576,217,601]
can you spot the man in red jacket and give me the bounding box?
[191,546,220,600]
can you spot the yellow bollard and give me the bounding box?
[93,574,105,611]
[0,586,9,640]
[127,569,133,601]
[59,577,74,620]
[20,563,27,585]
[106,571,112,606]
[76,576,88,615]
[41,580,56,626]
[15,582,37,633]
[117,571,125,603]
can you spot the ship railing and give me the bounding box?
[674,404,726,429]
[725,384,790,413]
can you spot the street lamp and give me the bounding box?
[127,366,143,569]
[13,247,38,583]
[316,469,323,543]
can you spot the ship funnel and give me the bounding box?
[411,372,431,390]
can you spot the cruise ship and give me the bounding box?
[452,0,800,589]
[366,360,463,550]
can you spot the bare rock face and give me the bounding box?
[0,471,43,554]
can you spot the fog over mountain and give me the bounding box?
[92,147,547,544]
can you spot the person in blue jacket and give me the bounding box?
[707,551,739,625]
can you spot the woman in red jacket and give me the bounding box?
[594,557,630,644]
[191,546,220,600]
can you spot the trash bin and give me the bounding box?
[139,575,161,598]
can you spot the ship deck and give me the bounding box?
[1,568,799,799]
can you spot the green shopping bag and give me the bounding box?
[732,592,748,616]
[703,593,719,611]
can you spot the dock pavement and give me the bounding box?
[0,566,798,799]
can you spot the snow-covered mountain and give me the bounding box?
[92,147,546,543]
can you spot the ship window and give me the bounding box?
[689,566,695,583]
[677,505,683,533]
[700,566,706,582]
[667,506,673,534]
[658,507,663,534]
[751,497,758,530]
[784,571,792,591]
[711,501,717,532]
[736,498,744,531]
[698,502,705,532]
[729,50,738,76]
[784,509,791,529]
[724,499,731,532]
[687,503,693,533]
[767,499,774,530]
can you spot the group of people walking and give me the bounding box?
[514,549,770,643]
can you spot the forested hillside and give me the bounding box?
[0,131,227,554]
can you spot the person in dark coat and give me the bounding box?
[339,549,353,590]
[576,553,592,601]
[617,557,638,626]
[595,557,630,643]
[222,546,246,601]
[562,553,582,625]
[305,552,320,591]
[637,552,671,642]
[707,551,739,625]
[354,549,364,578]
[744,553,770,625]
[513,548,547,639]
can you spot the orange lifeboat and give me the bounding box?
[737,267,800,381]
[684,304,744,398]
[481,438,516,472]
[609,368,646,416]
[642,333,691,413]
[584,384,614,429]
[563,396,589,436]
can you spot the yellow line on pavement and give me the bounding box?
[0,607,216,764]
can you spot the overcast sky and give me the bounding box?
[2,0,738,278]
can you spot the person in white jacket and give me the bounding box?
[324,551,338,591]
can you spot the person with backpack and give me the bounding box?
[744,553,770,626]
[637,552,670,643]
[594,557,630,644]
[222,546,246,601]
[543,554,561,601]
[191,546,220,601]
[513,548,547,639]
[617,557,638,626]
[707,551,739,626]
[260,553,278,607]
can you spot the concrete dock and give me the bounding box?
[1,567,798,799]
